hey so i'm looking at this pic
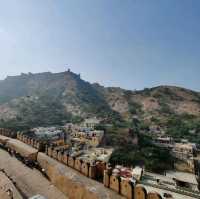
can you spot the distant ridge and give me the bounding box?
[0,70,199,131]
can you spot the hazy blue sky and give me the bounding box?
[0,0,200,91]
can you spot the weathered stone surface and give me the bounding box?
[68,156,75,168]
[81,162,89,177]
[109,175,120,193]
[0,149,67,199]
[6,139,38,161]
[0,191,11,199]
[147,192,162,199]
[37,152,125,199]
[74,159,82,171]
[120,178,133,199]
[135,185,147,199]
[0,171,23,199]
[0,135,10,146]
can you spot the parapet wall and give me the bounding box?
[17,132,45,151]
[37,152,124,199]
[6,138,38,161]
[45,144,163,199]
[103,169,163,199]
[0,130,164,199]
[45,145,101,179]
[0,171,23,199]
[0,128,16,138]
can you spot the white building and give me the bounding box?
[83,118,100,129]
[172,143,196,160]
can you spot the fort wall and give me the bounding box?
[103,169,164,199]
[0,129,164,199]
[37,152,124,199]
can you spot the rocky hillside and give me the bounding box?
[0,70,200,135]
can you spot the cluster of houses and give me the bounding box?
[0,126,200,199]
[64,118,104,147]
[103,164,200,199]
[16,122,113,182]
[1,116,200,199]
[154,136,197,173]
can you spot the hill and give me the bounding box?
[0,70,200,136]
[1,70,200,172]
[0,71,120,129]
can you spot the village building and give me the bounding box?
[172,142,196,160]
[166,171,199,191]
[71,129,104,147]
[154,137,174,148]
[83,117,101,129]
[142,170,200,198]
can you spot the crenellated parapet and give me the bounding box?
[17,132,45,151]
[44,144,106,180]
[81,161,90,177]
[0,128,16,138]
[74,158,82,171]
[103,168,163,199]
[0,134,193,199]
[0,132,168,199]
[37,152,124,199]
[135,186,147,199]
[147,192,162,199]
[121,178,134,199]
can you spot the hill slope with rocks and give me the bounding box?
[1,70,200,172]
[0,71,200,131]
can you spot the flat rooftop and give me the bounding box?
[166,171,198,185]
[142,184,198,199]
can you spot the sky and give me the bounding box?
[0,0,200,91]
